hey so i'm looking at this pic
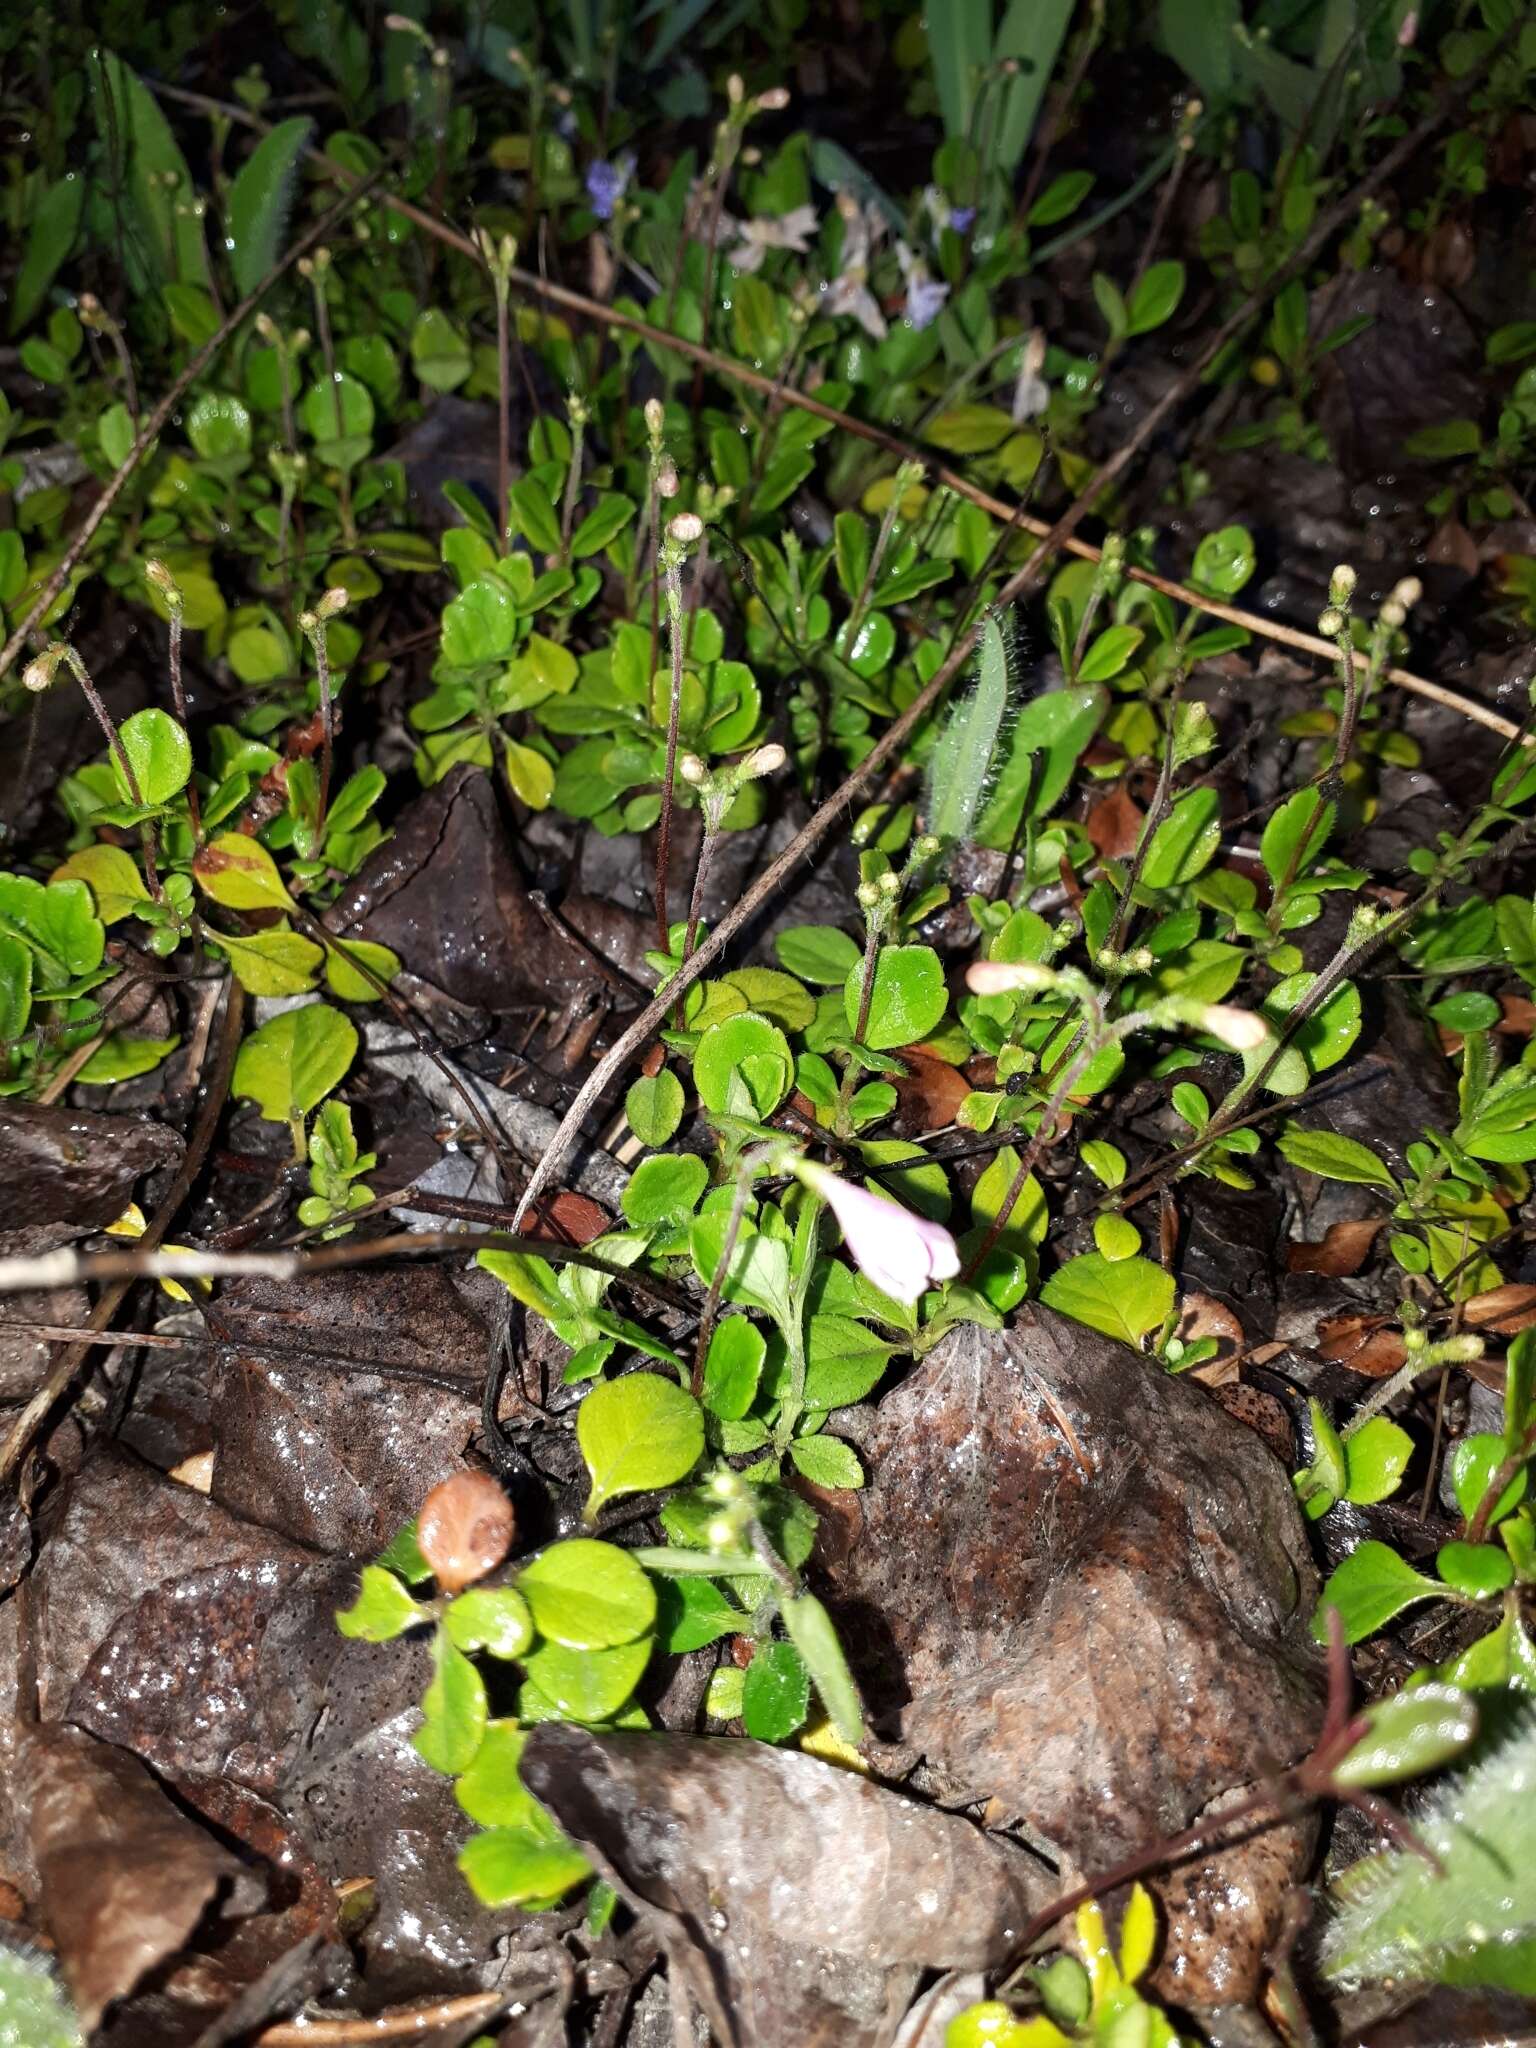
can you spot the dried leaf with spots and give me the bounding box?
[18,1724,265,2032]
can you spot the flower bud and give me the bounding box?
[1379,600,1406,631]
[742,743,786,777]
[1200,1003,1268,1051]
[668,511,705,544]
[1129,947,1155,972]
[727,72,744,105]
[1318,607,1345,638]
[255,312,280,344]
[1390,576,1422,611]
[144,558,183,611]
[644,397,665,437]
[656,459,679,499]
[856,880,881,910]
[966,960,1053,995]
[1437,1334,1485,1363]
[314,585,350,620]
[1329,563,1357,605]
[679,754,707,785]
[879,870,901,896]
[706,1516,737,1549]
[754,85,790,111]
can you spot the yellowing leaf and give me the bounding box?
[193,832,294,911]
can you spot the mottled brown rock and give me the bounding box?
[207,1264,489,1556]
[0,1101,182,1231]
[819,1309,1325,2007]
[522,1723,1048,2048]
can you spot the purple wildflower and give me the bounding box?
[585,153,634,222]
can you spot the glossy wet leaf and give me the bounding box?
[323,936,400,1001]
[412,1622,488,1773]
[1452,1433,1527,1526]
[1141,787,1222,889]
[114,708,191,805]
[1312,1540,1440,1645]
[225,116,313,295]
[193,831,295,911]
[1277,1125,1396,1188]
[742,1639,810,1742]
[517,1538,656,1649]
[775,924,863,984]
[50,845,149,925]
[335,1564,427,1641]
[846,943,947,1050]
[1039,1252,1174,1349]
[232,1002,358,1124]
[1437,1540,1514,1598]
[444,1585,535,1659]
[521,1636,652,1720]
[1331,1683,1480,1790]
[577,1374,705,1522]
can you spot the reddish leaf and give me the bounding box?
[1286,1217,1385,1278]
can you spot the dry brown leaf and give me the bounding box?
[19,1724,263,2032]
[891,1048,971,1134]
[542,1190,610,1245]
[1464,1283,1536,1335]
[1085,784,1145,859]
[1177,1293,1246,1386]
[1318,1314,1407,1377]
[1286,1217,1385,1278]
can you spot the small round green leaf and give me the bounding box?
[1437,1541,1515,1599]
[626,1071,685,1148]
[335,1564,426,1641]
[693,1011,792,1118]
[444,1585,535,1659]
[232,1002,358,1123]
[576,1374,705,1523]
[1331,1683,1480,1790]
[621,1153,709,1228]
[844,944,947,1050]
[517,1538,657,1649]
[521,1635,651,1720]
[115,707,191,805]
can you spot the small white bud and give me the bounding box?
[1391,576,1422,611]
[21,658,52,694]
[667,511,704,544]
[1200,1003,1268,1051]
[1318,607,1346,638]
[679,754,707,786]
[1379,599,1406,631]
[656,459,679,499]
[742,743,786,777]
[966,960,1053,995]
[706,1516,737,1549]
[644,397,665,437]
[1329,563,1357,604]
[754,85,790,111]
